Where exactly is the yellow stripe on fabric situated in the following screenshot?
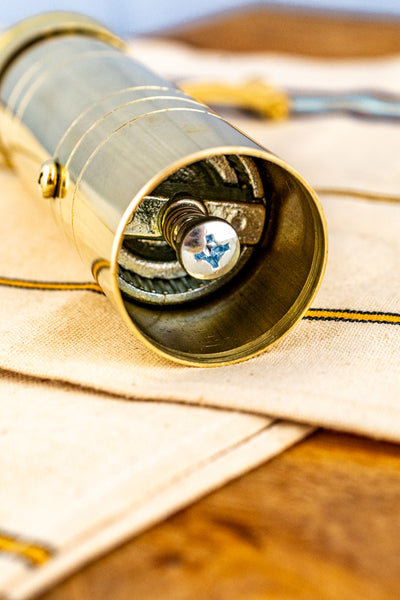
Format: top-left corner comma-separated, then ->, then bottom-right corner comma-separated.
0,533 -> 52,566
315,187 -> 400,204
91,259 -> 110,284
0,277 -> 399,326
0,276 -> 102,293
305,309 -> 400,325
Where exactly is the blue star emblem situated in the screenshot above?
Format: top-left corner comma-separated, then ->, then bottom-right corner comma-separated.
194,234 -> 230,269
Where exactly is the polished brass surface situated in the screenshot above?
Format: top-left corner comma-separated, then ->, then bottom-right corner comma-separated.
38,159 -> 57,198
38,159 -> 68,199
0,12 -> 327,366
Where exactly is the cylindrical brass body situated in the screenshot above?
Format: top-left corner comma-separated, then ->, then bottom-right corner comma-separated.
0,13 -> 327,366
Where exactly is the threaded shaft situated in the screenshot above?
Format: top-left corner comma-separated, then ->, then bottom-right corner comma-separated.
162,198 -> 207,249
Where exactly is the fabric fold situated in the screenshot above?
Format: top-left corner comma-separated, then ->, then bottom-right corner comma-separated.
0,370 -> 310,600
0,166 -> 398,440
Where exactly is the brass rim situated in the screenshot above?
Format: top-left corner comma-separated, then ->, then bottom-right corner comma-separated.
110,145 -> 328,367
0,12 -> 125,83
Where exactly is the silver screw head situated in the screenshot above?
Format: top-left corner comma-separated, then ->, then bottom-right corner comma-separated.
179,218 -> 240,280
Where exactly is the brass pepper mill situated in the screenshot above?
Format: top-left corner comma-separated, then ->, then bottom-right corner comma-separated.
0,13 -> 327,366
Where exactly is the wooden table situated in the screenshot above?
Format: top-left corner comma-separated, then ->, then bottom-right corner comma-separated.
40,8 -> 400,600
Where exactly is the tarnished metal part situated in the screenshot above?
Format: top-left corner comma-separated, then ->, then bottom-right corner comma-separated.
125,195 -> 266,244
118,246 -> 186,279
238,156 -> 264,198
125,196 -> 165,238
118,246 -> 253,305
205,200 -> 265,245
118,154 -> 267,305
205,155 -> 238,184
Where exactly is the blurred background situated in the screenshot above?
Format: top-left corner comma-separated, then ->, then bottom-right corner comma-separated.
2,0 -> 400,35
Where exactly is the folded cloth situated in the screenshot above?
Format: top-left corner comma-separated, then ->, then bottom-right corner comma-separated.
0,38 -> 399,599
0,371 -> 309,600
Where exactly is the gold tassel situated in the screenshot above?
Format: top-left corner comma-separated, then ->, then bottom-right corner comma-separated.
180,79 -> 290,120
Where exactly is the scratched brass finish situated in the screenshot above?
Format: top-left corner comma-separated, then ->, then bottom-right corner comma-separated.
0,13 -> 327,366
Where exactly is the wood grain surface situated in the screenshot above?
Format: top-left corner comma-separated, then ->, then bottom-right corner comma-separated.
41,432 -> 400,600
166,6 -> 400,57
39,9 -> 400,600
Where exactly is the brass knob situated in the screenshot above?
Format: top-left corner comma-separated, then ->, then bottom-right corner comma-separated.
38,160 -> 68,199
38,160 -> 58,198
